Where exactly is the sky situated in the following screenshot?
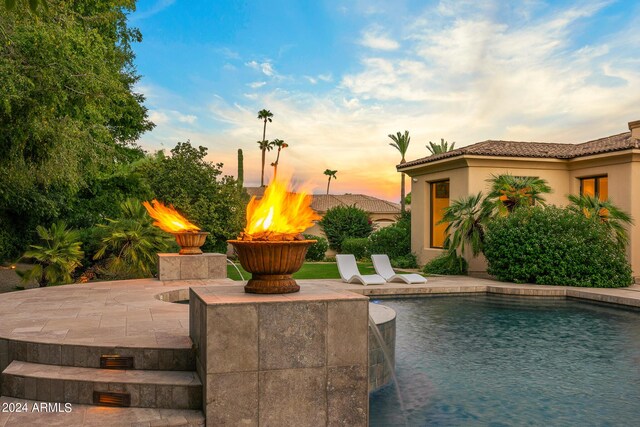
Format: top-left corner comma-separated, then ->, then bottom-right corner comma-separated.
129,0 -> 640,202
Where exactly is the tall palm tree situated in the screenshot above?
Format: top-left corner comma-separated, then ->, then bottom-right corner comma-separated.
257,109 -> 274,186
426,138 -> 456,156
18,221 -> 83,287
567,194 -> 633,248
440,192 -> 494,258
257,139 -> 275,186
324,169 -> 337,195
487,174 -> 552,214
388,130 -> 411,212
270,139 -> 288,180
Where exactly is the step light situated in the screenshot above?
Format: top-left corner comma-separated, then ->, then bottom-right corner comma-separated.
100,355 -> 134,369
93,391 -> 131,407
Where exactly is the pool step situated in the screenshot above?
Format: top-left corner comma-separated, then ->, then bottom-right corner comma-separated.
1,361 -> 202,409
0,396 -> 205,426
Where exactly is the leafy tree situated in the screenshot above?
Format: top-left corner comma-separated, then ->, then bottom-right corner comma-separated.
257,109 -> 274,186
270,139 -> 288,180
18,221 -> 83,287
319,205 -> 372,252
567,194 -> 633,248
93,199 -> 172,278
486,174 -> 552,214
324,169 -> 338,195
388,130 -> 411,213
426,138 -> 456,155
440,192 -> 494,258
303,234 -> 328,261
0,0 -> 153,260
138,141 -> 246,252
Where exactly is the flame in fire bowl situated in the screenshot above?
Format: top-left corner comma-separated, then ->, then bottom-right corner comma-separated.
229,178 -> 319,294
143,200 -> 209,255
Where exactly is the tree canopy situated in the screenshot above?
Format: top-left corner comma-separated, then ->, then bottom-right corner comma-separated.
0,0 -> 153,260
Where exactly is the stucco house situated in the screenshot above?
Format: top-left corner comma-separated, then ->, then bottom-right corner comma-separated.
398,120 -> 640,280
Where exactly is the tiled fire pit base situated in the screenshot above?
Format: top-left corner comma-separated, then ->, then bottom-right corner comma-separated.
158,253 -> 226,281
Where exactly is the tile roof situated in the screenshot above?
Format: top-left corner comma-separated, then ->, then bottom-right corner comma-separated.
243,188 -> 401,215
310,194 -> 401,214
399,131 -> 639,170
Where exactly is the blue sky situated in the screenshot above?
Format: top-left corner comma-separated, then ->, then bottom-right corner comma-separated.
130,0 -> 640,201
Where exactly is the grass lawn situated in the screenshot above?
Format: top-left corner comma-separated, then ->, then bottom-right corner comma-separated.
226,261 -> 378,281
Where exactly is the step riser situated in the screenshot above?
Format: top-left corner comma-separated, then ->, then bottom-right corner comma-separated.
1,374 -> 202,409
0,338 -> 194,371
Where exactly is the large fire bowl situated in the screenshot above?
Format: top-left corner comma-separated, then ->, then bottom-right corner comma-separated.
228,239 -> 316,294
173,231 -> 209,255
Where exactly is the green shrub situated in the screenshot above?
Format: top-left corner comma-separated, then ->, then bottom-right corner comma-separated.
423,252 -> 468,275
18,221 -> 84,287
484,206 -> 632,287
392,253 -> 418,269
368,212 -> 415,268
318,205 -> 372,252
303,234 -> 329,261
341,238 -> 369,260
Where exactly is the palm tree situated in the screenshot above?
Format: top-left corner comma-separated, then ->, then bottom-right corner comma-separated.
388,130 -> 411,213
487,174 -> 552,214
257,139 -> 275,186
257,109 -> 274,186
94,199 -> 172,279
270,139 -> 288,180
18,221 -> 83,287
426,138 -> 456,156
567,194 -> 633,248
324,169 -> 337,195
440,193 -> 494,258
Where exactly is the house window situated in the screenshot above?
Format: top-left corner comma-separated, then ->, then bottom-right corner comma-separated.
430,180 -> 449,248
580,176 -> 608,201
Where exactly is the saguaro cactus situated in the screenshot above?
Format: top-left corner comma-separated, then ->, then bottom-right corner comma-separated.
237,148 -> 244,187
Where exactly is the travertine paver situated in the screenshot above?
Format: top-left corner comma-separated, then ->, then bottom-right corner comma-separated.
0,276 -> 638,350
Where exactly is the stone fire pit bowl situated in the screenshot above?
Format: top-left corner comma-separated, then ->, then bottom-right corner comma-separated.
227,239 -> 316,294
173,231 -> 209,255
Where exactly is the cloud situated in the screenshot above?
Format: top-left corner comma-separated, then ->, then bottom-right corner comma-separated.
130,0 -> 176,21
136,0 -> 640,202
360,27 -> 400,50
248,81 -> 267,89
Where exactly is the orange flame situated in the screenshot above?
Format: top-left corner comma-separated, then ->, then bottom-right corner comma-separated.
142,200 -> 200,233
241,178 -> 320,241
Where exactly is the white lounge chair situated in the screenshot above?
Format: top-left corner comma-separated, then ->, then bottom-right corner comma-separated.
371,254 -> 427,284
336,254 -> 386,285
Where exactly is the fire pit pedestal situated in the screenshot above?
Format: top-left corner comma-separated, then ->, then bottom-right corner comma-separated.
228,239 -> 316,294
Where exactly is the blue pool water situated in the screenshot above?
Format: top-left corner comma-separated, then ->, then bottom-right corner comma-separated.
369,296 -> 640,426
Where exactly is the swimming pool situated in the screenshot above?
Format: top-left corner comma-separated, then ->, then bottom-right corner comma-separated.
369,295 -> 640,426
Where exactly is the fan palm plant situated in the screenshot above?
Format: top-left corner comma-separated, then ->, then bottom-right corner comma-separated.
270,138 -> 288,180
440,192 -> 494,258
18,221 -> 83,287
388,130 -> 411,213
257,109 -> 274,186
324,169 -> 337,195
487,174 -> 552,214
426,138 -> 456,155
94,199 -> 172,278
567,194 -> 633,248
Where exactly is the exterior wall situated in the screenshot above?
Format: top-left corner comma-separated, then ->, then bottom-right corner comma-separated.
403,151 -> 640,279
410,162 -> 468,266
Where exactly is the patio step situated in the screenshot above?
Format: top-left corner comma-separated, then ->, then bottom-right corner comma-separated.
0,396 -> 205,426
1,338 -> 195,371
1,361 -> 202,409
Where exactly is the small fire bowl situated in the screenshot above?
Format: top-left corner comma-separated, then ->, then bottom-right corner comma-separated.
173,231 -> 210,255
228,239 -> 316,294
